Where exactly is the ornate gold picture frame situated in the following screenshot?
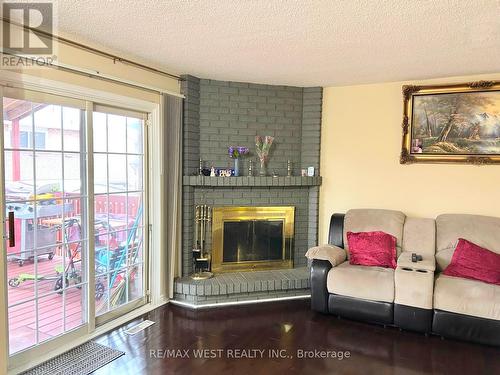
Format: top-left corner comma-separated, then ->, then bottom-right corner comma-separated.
400,80 -> 500,164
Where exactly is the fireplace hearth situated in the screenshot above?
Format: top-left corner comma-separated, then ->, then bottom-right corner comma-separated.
212,206 -> 294,272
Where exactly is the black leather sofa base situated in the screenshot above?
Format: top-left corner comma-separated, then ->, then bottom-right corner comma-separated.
394,304 -> 433,333
433,309 -> 500,347
329,294 -> 393,326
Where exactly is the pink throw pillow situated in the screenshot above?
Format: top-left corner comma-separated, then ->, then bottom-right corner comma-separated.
443,238 -> 500,286
347,231 -> 397,269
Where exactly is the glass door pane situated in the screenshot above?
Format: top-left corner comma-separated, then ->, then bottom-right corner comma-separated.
3,96 -> 88,355
92,110 -> 146,319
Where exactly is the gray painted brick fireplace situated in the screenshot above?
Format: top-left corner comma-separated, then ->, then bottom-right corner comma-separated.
176,75 -> 322,305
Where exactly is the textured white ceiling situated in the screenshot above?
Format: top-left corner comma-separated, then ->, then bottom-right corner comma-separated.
55,0 -> 500,86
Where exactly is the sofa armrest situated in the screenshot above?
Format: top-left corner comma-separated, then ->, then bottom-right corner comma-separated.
305,244 -> 347,267
395,252 -> 435,311
397,251 -> 436,272
310,259 -> 332,313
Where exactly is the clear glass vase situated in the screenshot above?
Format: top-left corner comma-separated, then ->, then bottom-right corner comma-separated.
259,159 -> 267,176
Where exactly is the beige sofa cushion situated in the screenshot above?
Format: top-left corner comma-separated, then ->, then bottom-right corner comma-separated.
327,262 -> 395,303
402,217 -> 436,256
343,209 -> 406,257
436,214 -> 500,271
434,274 -> 500,321
305,244 -> 347,266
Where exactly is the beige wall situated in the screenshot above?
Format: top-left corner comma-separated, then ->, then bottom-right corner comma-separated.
319,73 -> 500,243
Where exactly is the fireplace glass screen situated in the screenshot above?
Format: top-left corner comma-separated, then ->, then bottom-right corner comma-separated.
223,220 -> 284,263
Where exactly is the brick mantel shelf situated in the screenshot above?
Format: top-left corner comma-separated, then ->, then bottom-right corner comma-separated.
183,176 -> 322,187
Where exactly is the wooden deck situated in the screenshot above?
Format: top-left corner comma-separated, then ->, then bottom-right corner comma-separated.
7,254 -> 84,354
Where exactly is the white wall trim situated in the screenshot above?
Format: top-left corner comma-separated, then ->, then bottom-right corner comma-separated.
149,104 -> 164,305
0,86 -> 8,375
170,295 -> 311,310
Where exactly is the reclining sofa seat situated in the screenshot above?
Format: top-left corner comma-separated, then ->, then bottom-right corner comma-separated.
432,214 -> 500,346
310,209 -> 436,332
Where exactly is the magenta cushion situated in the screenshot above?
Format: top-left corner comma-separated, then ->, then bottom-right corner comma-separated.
443,238 -> 500,286
347,231 -> 397,269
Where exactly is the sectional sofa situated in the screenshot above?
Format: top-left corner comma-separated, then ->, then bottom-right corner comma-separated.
307,209 -> 500,346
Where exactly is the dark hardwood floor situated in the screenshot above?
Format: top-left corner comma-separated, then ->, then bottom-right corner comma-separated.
94,299 -> 500,375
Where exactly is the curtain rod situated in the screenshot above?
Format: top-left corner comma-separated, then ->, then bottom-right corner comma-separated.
2,51 -> 184,97
1,17 -> 182,81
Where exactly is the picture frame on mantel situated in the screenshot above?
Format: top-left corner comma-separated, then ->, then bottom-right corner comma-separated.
400,80 -> 500,165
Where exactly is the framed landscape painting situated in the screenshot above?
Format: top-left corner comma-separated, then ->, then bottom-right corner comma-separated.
400,81 -> 500,164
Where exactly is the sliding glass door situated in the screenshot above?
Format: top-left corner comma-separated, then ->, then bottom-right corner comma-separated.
92,106 -> 147,323
1,88 -> 148,356
2,90 -> 88,355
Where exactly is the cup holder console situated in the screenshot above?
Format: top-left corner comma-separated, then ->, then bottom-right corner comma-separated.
400,267 -> 429,273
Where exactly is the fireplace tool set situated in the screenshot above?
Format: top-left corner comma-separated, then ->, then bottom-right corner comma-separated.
192,204 -> 213,280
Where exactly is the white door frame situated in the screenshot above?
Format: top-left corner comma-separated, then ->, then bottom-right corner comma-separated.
0,71 -> 166,373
